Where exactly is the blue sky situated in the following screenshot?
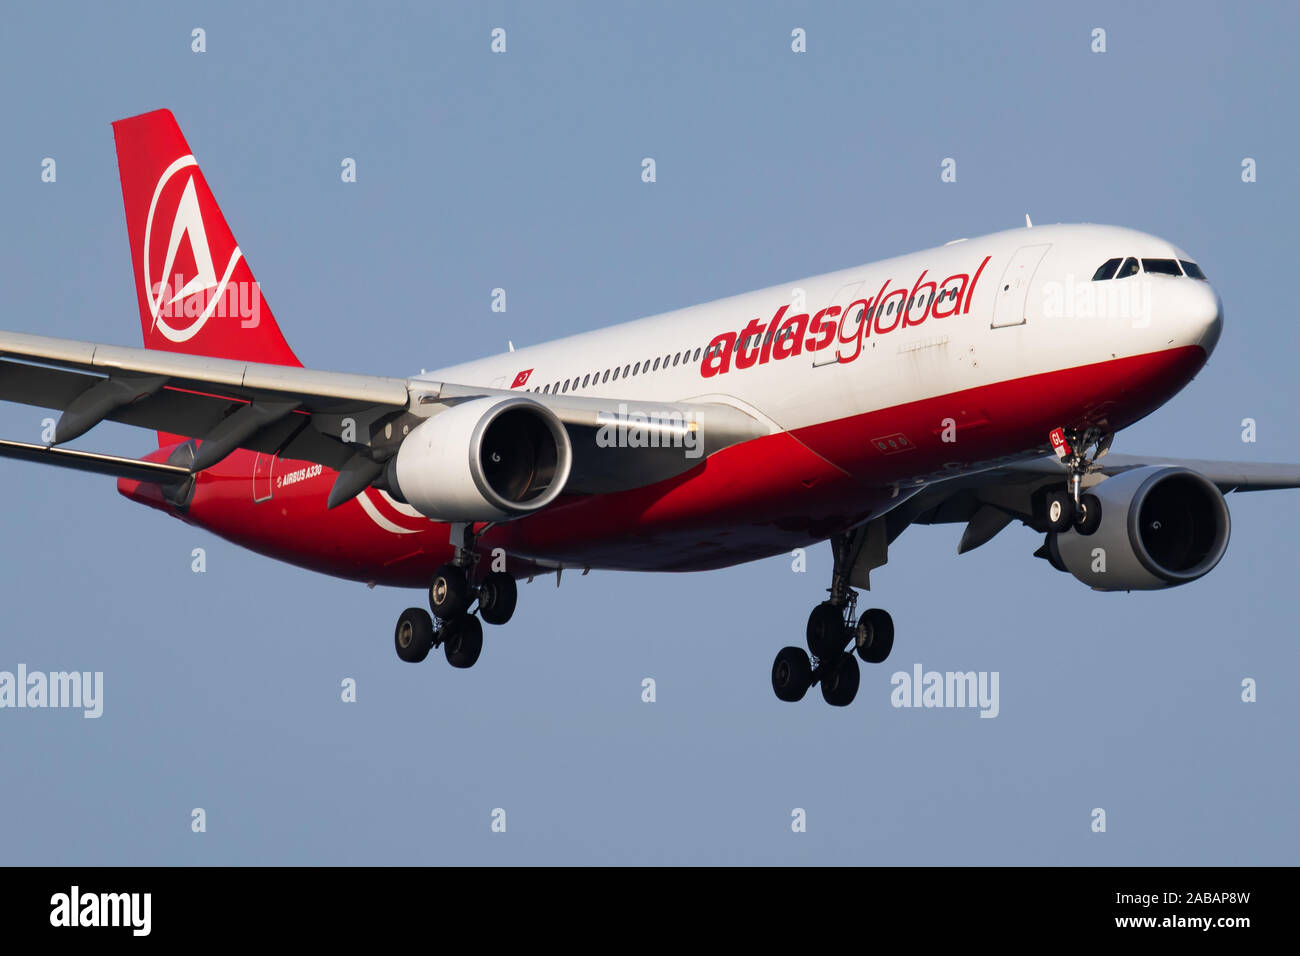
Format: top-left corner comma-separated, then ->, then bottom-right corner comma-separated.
1,0 -> 1297,864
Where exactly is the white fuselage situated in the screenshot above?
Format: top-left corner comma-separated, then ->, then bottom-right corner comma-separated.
423,224 -> 1222,441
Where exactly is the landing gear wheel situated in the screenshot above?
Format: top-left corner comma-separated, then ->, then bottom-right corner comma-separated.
820,653 -> 860,707
771,646 -> 813,702
1074,493 -> 1102,535
855,608 -> 894,664
806,602 -> 846,660
478,572 -> 518,626
442,614 -> 484,669
1045,490 -> 1075,533
429,564 -> 469,619
394,607 -> 434,663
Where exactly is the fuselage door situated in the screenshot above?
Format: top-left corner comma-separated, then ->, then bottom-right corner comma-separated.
253,453 -> 274,502
991,244 -> 1051,328
811,280 -> 865,367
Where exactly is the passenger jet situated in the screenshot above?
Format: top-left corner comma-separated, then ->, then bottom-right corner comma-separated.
2,109 -> 1295,707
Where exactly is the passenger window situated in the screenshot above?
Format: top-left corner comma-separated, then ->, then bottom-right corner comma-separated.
1142,258 -> 1182,276
624,364 -> 631,376
633,362 -> 640,375
1092,258 -> 1122,281
653,357 -> 661,371
1180,260 -> 1207,280
602,369 -> 610,383
693,347 -> 701,361
582,374 -> 590,387
1116,257 -> 1140,279
563,379 -> 570,392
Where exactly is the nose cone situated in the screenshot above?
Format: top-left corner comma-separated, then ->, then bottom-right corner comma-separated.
1189,282 -> 1224,356
1159,278 -> 1222,356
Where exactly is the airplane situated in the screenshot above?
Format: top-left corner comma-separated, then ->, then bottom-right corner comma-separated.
2,108 -> 1296,709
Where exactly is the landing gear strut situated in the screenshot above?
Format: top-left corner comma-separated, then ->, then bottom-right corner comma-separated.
391,522 -> 520,667
771,530 -> 895,707
1046,427 -> 1109,536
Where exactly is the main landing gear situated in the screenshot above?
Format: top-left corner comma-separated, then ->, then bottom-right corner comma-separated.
771,532 -> 895,707
393,524 -> 518,668
1042,426 -> 1110,536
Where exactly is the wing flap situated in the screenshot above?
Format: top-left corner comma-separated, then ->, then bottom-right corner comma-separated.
0,438 -> 191,484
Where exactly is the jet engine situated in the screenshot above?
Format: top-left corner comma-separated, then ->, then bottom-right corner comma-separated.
387,396 -> 572,522
1050,466 -> 1230,590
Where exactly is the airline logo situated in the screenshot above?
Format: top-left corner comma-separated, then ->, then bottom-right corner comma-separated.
700,255 -> 990,377
511,369 -> 534,388
142,154 -> 247,343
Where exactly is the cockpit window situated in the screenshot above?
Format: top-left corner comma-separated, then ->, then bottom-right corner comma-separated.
1094,256 -> 1206,281
1115,257 -> 1140,279
1142,258 -> 1182,276
1092,258 -> 1122,281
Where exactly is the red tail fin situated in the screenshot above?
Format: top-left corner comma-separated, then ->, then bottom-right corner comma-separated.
112,109 -> 302,367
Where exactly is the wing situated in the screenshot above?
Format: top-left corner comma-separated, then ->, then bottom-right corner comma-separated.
983,453 -> 1300,493
0,329 -> 769,502
881,452 -> 1300,556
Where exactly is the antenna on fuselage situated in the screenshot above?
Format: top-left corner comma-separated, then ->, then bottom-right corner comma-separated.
1025,213 -> 1033,228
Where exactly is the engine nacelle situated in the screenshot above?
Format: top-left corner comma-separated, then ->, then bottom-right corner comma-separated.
1052,466 -> 1231,591
388,396 -> 572,522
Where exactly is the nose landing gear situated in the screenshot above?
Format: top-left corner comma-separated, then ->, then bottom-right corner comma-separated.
1045,427 -> 1110,536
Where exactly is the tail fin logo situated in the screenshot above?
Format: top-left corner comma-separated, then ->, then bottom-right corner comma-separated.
143,155 -> 246,343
